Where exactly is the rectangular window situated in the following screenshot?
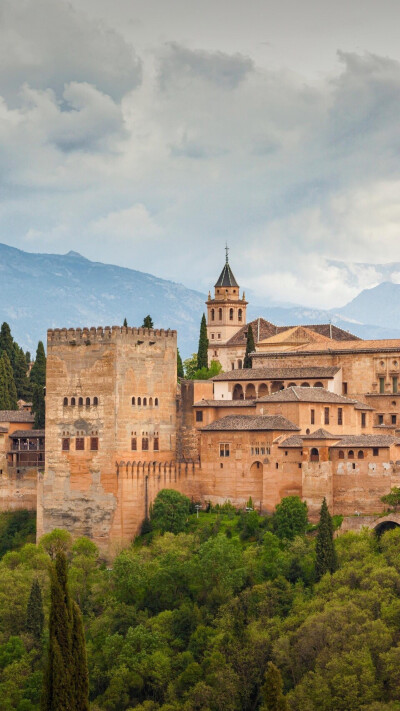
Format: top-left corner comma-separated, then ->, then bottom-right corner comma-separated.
62,438 -> 70,451
217,333 -> 221,339
196,411 -> 203,422
324,407 -> 330,425
311,409 -> 315,425
211,334 -> 214,339
90,437 -> 98,451
131,437 -> 137,451
153,437 -> 159,451
392,414 -> 397,425
361,413 -> 366,428
378,414 -> 384,425
393,377 -> 398,394
373,448 -> 379,456
75,437 -> 84,451
338,408 -> 343,425
231,362 -> 235,370
142,438 -> 149,451
343,382 -> 348,395
219,443 -> 230,457
379,377 -> 385,394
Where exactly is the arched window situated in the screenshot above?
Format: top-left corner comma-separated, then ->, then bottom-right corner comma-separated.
229,308 -> 234,321
211,309 -> 215,321
93,397 -> 98,406
131,397 -> 135,406
245,383 -> 256,399
287,382 -> 297,387
143,397 -> 147,406
149,397 -> 153,406
358,450 -> 364,459
238,309 -> 242,321
63,397 -> 68,406
258,383 -> 268,397
71,397 -> 76,406
138,397 -> 141,406
314,382 -> 323,388
233,384 -> 244,400
348,450 -> 354,459
86,397 -> 90,407
155,397 -> 159,406
78,397 -> 83,406
238,359 -> 242,369
301,382 -> 310,388
310,448 -> 319,462
338,450 -> 345,459
219,308 -> 222,320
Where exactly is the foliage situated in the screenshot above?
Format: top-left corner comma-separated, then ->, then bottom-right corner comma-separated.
177,348 -> 184,379
260,662 -> 288,711
197,314 -> 208,370
30,341 -> 46,428
0,351 -> 18,410
123,318 -> 128,327
243,324 -> 255,369
183,354 -> 198,379
315,497 -> 337,580
142,315 -> 154,329
0,510 -> 36,558
150,489 -> 191,534
13,344 -> 32,401
26,579 -> 44,646
272,496 -> 308,540
381,487 -> 400,507
192,359 -> 223,380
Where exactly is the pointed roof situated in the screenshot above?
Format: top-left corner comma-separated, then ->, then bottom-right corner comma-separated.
215,250 -> 239,288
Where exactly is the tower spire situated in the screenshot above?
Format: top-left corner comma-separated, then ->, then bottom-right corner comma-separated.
225,243 -> 229,264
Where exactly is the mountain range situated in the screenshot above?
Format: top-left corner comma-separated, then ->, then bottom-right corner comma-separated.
0,241 -> 400,358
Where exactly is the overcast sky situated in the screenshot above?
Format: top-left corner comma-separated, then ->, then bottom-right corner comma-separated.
2,0 -> 400,308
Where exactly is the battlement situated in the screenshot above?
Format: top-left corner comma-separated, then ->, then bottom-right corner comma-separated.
47,326 -> 177,346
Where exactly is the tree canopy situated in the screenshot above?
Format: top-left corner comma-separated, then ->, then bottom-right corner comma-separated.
243,324 -> 255,368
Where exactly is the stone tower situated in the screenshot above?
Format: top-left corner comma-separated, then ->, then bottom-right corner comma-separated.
206,248 -> 247,364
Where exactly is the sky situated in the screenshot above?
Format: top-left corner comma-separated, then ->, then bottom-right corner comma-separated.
1,0 -> 400,308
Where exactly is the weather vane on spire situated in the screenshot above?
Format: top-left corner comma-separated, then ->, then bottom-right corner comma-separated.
225,243 -> 229,264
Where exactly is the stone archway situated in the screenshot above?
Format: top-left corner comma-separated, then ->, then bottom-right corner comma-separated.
373,515 -> 400,536
245,383 -> 256,399
233,384 -> 244,400
258,383 -> 268,397
248,461 -> 263,505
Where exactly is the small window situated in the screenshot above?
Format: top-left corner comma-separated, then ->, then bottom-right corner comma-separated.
378,414 -> 384,425
358,450 -> 364,459
275,462 -> 279,469
238,360 -> 242,369
63,397 -> 68,406
231,362 -> 235,370
211,309 -> 215,321
361,413 -> 366,428
71,397 -> 76,406
219,308 -> 222,320
149,397 -> 153,406
229,308 -> 233,321
338,408 -> 343,425
311,409 -> 315,425
373,448 -> 379,456
219,443 -> 230,457
352,462 -> 356,470
211,334 -> 215,339
132,397 -> 135,405
310,448 -> 319,462
131,438 -> 137,451
86,397 -> 90,407
93,397 -> 98,406
301,382 -> 310,388
324,407 -> 329,425
90,437 -> 98,451
348,450 -> 354,459
392,414 -> 397,425
217,334 -> 221,339
155,398 -> 159,406
153,437 -> 159,451
196,411 -> 203,422
338,450 -> 344,459
314,382 -> 323,388
78,397 -> 83,407
62,438 -> 70,451
76,437 -> 85,451
379,377 -> 385,394
142,437 -> 149,450
138,397 -> 141,406
143,397 -> 147,406
343,382 -> 348,395
393,377 -> 398,394
238,309 -> 242,322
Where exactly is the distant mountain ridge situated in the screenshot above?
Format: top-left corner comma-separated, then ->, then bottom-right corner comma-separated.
1,242 -> 400,358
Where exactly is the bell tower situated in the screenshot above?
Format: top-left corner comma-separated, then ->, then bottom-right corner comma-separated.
206,247 -> 247,355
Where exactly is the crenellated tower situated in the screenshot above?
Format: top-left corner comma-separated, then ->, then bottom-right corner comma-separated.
206,248 -> 247,363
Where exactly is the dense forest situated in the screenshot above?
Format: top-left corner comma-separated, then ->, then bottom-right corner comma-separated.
1,495 -> 400,711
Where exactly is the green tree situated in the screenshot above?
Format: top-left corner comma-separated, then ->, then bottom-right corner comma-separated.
142,315 -> 154,329
177,348 -> 184,379
30,341 -> 46,428
315,497 -> 337,580
123,317 -> 128,327
150,489 -> 191,534
0,351 -> 18,409
197,314 -> 208,370
272,496 -> 308,540
243,325 -> 255,368
30,341 -> 46,389
260,662 -> 288,711
26,578 -> 44,646
183,354 -> 198,379
381,487 -> 400,508
0,322 -> 15,365
193,359 -> 223,380
32,384 -> 45,429
13,344 -> 32,401
42,551 -> 89,711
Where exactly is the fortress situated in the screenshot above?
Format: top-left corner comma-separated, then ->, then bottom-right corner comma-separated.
3,254 -> 400,549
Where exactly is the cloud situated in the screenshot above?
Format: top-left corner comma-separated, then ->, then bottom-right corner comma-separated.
158,43 -> 254,91
91,204 -> 163,241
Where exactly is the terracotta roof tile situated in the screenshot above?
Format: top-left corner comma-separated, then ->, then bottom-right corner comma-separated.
257,386 -> 360,405
193,400 -> 255,407
302,428 -> 338,439
201,414 -> 300,432
10,429 -> 45,437
332,435 -> 398,447
225,318 -> 276,346
213,366 -> 340,381
278,435 -> 304,448
0,411 -> 35,423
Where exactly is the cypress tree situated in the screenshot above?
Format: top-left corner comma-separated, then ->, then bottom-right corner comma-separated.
26,578 -> 44,645
197,314 -> 208,370
0,351 -> 18,409
13,344 -> 32,400
30,342 -> 46,428
30,341 -> 46,388
260,662 -> 288,711
42,552 -> 89,711
315,497 -> 337,581
142,315 -> 154,329
25,351 -> 31,367
177,348 -> 184,378
0,322 -> 14,366
243,324 -> 255,369
32,384 -> 45,429
123,317 -> 128,327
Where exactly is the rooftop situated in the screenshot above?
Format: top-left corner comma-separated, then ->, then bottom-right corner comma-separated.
252,338 -> 400,357
10,430 -> 45,438
256,386 -> 361,405
201,414 -> 300,432
332,435 -> 399,447
302,428 -> 338,439
193,399 -> 255,407
215,261 -> 239,288
213,366 -> 340,382
226,319 -> 358,347
0,411 -> 35,423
